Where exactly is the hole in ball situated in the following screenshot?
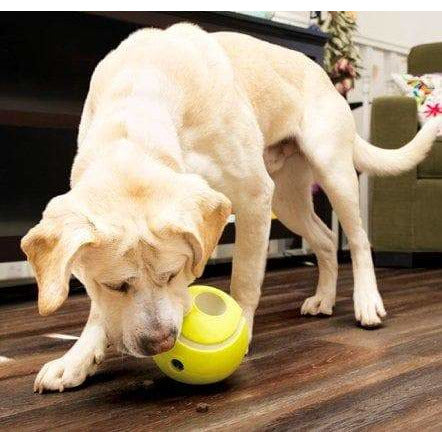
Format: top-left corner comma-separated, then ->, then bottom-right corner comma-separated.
171,359 -> 184,371
195,292 -> 226,316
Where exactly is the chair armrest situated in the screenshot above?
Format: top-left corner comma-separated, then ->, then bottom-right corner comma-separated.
371,96 -> 418,149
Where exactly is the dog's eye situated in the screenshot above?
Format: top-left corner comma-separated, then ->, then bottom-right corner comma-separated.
103,281 -> 130,293
167,272 -> 178,283
158,271 -> 178,285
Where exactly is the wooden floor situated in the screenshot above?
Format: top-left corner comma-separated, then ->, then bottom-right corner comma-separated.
1,264 -> 441,431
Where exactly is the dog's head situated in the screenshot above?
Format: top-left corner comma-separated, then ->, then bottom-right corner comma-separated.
21,149 -> 231,356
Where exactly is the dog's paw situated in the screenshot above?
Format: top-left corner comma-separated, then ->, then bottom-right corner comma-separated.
34,352 -> 102,393
354,292 -> 387,328
301,295 -> 334,316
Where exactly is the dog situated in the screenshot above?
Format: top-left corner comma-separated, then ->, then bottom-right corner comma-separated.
22,23 -> 441,393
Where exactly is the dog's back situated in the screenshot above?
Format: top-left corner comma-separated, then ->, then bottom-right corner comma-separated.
89,23 -> 332,148
167,24 -> 335,146
213,30 -> 333,145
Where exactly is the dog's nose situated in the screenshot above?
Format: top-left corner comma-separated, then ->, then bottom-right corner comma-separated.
152,334 -> 176,354
137,328 -> 178,356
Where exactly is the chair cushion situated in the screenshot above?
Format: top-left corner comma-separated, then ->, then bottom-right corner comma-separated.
418,138 -> 442,178
414,179 -> 442,250
408,43 -> 442,76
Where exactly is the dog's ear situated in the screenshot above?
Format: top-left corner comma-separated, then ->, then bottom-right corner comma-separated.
153,181 -> 231,278
184,188 -> 232,277
21,194 -> 96,316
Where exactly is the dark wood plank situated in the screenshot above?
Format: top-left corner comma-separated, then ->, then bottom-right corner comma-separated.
0,264 -> 441,431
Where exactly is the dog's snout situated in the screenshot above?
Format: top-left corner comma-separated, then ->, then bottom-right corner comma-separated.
136,327 -> 178,356
153,333 -> 176,354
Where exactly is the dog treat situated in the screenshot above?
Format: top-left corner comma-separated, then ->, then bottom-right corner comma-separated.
196,402 -> 209,413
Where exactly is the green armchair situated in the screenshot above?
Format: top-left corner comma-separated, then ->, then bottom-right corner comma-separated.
370,43 -> 442,266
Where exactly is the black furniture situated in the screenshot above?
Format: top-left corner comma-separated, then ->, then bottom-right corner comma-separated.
0,11 -> 329,263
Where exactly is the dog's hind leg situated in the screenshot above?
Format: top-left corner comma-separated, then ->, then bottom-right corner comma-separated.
297,99 -> 386,327
271,150 -> 338,316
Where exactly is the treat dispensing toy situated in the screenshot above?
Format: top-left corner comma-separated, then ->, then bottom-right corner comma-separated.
153,285 -> 249,384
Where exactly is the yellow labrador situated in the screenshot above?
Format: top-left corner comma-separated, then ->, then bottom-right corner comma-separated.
22,24 -> 440,393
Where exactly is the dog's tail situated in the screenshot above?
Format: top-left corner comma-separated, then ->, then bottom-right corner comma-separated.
353,117 -> 441,176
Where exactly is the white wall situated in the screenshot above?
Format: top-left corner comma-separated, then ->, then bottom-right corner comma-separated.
274,11 -> 442,51
356,12 -> 442,49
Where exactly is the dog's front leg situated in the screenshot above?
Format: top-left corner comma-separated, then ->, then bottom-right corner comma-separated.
34,302 -> 107,393
230,176 -> 274,340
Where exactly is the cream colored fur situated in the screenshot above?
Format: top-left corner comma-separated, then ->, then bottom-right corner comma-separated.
354,117 -> 440,175
21,24 -> 440,393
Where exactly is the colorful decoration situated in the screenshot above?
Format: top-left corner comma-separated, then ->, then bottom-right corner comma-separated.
392,73 -> 442,136
424,102 -> 442,118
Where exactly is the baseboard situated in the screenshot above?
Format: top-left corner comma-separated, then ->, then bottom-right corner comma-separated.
374,252 -> 414,268
374,251 -> 442,268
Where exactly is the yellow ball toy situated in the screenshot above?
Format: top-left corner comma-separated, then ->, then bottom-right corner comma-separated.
153,285 -> 249,385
